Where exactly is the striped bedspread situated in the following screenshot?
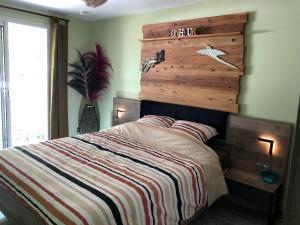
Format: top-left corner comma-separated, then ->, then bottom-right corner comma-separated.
0,130 -> 208,225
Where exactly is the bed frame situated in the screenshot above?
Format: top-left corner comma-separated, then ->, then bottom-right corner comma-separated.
0,100 -> 229,225
2,99 -> 291,224
0,185 -> 41,225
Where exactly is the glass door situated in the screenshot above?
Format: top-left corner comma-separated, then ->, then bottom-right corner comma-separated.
0,21 -> 49,148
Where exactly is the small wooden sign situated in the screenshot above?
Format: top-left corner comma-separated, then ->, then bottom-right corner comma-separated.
169,27 -> 197,38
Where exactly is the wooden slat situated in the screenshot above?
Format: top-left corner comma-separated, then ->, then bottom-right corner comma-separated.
141,55 -> 243,67
140,32 -> 240,42
142,34 -> 244,49
143,12 -> 248,38
143,24 -> 245,39
141,84 -> 237,103
142,64 -> 244,77
141,73 -> 240,82
143,13 -> 248,32
142,45 -> 244,56
139,92 -> 239,113
141,78 -> 239,94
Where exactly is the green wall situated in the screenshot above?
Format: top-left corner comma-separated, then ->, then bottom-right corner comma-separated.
68,19 -> 93,136
91,0 -> 300,130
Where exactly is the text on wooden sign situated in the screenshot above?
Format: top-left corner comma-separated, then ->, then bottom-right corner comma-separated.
169,27 -> 197,37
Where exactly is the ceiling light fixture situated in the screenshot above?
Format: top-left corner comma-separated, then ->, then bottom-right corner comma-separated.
84,0 -> 107,8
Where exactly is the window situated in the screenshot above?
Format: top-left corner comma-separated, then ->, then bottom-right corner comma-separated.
0,21 -> 49,148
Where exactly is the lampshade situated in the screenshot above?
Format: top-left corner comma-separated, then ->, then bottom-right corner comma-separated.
84,0 -> 107,8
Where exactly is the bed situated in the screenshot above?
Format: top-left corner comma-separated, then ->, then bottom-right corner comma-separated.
0,101 -> 228,225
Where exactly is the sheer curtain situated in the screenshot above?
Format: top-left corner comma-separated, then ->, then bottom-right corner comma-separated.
49,18 -> 69,139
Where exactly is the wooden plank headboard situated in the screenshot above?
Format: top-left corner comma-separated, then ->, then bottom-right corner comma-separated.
139,12 -> 248,113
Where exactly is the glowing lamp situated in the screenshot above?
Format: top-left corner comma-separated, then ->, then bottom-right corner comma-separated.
257,137 -> 278,183
257,137 -> 274,155
117,109 -> 125,118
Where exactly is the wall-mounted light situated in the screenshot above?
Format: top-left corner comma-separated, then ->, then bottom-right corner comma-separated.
117,109 -> 125,118
257,137 -> 278,183
257,137 -> 274,155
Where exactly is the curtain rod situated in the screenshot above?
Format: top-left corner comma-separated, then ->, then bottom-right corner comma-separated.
0,5 -> 70,23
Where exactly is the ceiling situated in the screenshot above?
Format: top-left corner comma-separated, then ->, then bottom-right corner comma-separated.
5,0 -> 206,21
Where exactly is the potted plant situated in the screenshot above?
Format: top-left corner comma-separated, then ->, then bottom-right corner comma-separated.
67,43 -> 112,134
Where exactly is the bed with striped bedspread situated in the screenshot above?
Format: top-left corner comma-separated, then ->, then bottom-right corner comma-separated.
0,122 -> 227,225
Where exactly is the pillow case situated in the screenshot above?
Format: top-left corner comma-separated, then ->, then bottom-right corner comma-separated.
136,115 -> 175,128
171,120 -> 217,142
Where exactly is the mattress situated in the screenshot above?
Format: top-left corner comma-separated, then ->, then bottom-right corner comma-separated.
0,122 -> 227,225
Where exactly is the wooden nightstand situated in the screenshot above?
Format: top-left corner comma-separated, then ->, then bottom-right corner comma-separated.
224,168 -> 281,225
113,98 -> 140,126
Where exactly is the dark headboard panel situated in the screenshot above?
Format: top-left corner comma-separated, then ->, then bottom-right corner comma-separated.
140,100 -> 229,138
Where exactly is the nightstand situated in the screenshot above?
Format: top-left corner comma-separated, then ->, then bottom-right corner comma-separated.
224,168 -> 281,225
113,97 -> 140,126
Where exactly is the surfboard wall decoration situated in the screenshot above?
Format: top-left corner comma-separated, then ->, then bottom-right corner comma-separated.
139,13 -> 248,113
197,46 -> 238,69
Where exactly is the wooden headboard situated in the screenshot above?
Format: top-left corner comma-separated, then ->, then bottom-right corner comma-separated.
139,13 -> 248,113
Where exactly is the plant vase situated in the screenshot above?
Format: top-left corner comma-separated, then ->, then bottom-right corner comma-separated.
67,43 -> 112,134
78,104 -> 99,134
